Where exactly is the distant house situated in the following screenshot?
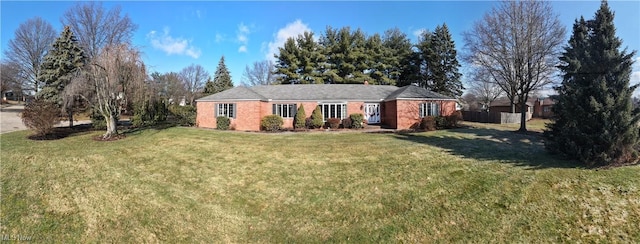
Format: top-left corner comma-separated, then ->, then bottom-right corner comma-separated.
533,97 -> 556,118
489,97 -> 534,121
195,84 -> 457,131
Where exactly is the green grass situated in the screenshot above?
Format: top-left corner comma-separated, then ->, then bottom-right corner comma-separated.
465,118 -> 551,132
1,125 -> 639,242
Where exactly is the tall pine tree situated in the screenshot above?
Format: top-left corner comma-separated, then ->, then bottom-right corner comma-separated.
420,24 -> 463,97
37,25 -> 86,126
545,1 -> 639,167
275,38 -> 301,84
209,56 -> 234,94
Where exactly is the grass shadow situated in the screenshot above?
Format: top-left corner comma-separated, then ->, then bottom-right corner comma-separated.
121,122 -> 181,136
27,124 -> 96,140
393,127 -> 582,169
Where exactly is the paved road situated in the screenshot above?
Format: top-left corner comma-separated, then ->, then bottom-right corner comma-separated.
0,104 -> 26,134
0,104 -> 91,134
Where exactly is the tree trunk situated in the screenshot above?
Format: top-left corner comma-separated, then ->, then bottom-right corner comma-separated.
518,102 -> 527,132
68,109 -> 74,127
104,114 -> 118,138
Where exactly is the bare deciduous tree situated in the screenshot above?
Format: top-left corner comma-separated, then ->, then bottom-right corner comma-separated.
1,61 -> 24,99
179,64 -> 209,105
62,2 -> 137,60
468,66 -> 503,111
150,71 -> 187,104
3,17 -> 57,93
87,44 -> 146,138
463,0 -> 565,131
241,60 -> 277,86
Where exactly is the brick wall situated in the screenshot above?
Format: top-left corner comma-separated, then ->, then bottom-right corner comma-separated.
394,100 -> 457,129
198,99 -> 457,131
196,101 -> 262,131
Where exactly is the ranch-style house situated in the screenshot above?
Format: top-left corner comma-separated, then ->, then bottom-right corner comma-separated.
195,84 -> 457,131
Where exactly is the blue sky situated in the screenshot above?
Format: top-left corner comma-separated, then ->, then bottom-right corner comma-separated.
1,1 -> 639,95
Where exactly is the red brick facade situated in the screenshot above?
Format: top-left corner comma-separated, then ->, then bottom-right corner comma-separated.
197,99 -> 457,131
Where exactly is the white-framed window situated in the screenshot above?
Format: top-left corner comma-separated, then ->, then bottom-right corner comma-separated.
419,102 -> 440,117
273,104 -> 297,118
543,106 -> 551,113
216,103 -> 236,118
320,103 -> 347,121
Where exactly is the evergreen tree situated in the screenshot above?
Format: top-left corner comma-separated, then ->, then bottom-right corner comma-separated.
37,25 -> 86,126
382,28 -> 418,87
310,106 -> 324,129
366,33 -> 393,85
210,56 -> 234,94
294,104 -> 306,129
296,32 -> 325,84
203,77 -> 215,95
318,26 -> 342,83
418,24 -> 463,97
275,38 -> 301,84
545,1 -> 639,167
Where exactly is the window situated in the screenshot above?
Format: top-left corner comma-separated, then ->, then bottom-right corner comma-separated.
273,104 -> 297,118
320,103 -> 347,121
419,102 -> 440,117
543,106 -> 551,113
216,103 -> 236,118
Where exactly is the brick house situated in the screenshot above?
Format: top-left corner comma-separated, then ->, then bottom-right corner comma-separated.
195,84 -> 457,131
533,97 -> 556,118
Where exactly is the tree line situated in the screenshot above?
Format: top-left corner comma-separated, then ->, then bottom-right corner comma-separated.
1,2 -> 233,138
272,25 -> 464,98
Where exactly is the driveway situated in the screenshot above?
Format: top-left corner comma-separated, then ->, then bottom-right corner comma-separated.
0,104 -> 27,134
0,104 -> 91,134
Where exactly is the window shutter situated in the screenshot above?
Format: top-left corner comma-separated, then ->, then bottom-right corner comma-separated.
272,104 -> 276,115
436,103 -> 441,116
214,104 -> 218,117
293,104 -> 298,118
419,103 -> 424,117
232,103 -> 237,118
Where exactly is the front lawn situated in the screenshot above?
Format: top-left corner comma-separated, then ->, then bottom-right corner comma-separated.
1,125 -> 638,242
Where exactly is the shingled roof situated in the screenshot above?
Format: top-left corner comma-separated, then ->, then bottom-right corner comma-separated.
196,84 -> 454,102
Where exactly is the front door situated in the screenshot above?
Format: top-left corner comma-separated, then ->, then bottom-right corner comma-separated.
364,103 -> 380,124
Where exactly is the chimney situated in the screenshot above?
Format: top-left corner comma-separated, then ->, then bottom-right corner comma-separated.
364,80 -> 369,85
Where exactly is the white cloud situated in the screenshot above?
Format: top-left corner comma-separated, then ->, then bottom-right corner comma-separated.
413,28 -> 426,38
266,19 -> 311,61
147,28 -> 201,59
236,22 -> 252,53
215,33 -> 225,43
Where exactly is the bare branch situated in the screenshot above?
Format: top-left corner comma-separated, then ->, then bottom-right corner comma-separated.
3,17 -> 57,93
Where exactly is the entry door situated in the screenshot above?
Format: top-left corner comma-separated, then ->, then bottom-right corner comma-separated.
364,103 -> 380,124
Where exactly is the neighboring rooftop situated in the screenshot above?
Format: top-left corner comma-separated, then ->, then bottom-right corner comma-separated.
197,84 -> 454,102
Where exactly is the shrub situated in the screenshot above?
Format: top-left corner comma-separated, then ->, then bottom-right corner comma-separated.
168,105 -> 196,126
435,116 -> 447,129
327,118 -> 341,129
310,106 -> 324,129
444,111 -> 463,128
294,104 -> 306,129
90,107 -> 118,130
261,115 -> 283,132
420,116 -> 437,131
21,99 -> 60,136
349,113 -> 365,129
342,117 -> 352,129
132,99 -> 167,127
305,117 -> 313,129
216,116 -> 230,130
